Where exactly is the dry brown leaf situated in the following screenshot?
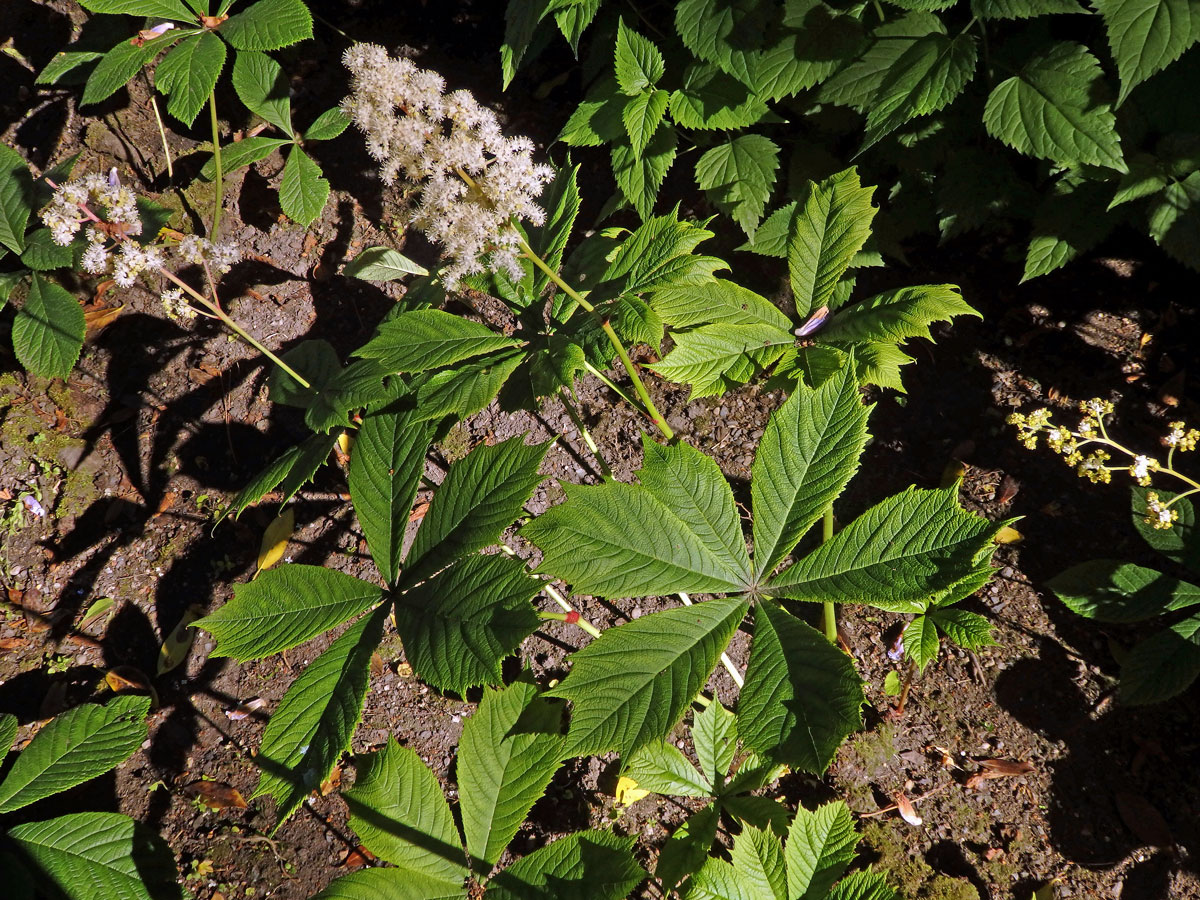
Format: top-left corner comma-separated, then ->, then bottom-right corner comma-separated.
185,780 -> 248,810
84,302 -> 125,333
370,652 -> 385,677
152,491 -> 177,520
340,845 -> 375,869
995,474 -> 1020,504
0,636 -> 27,650
967,758 -> 1035,788
894,792 -> 923,826
320,764 -> 342,796
224,697 -> 266,721
1114,791 -> 1173,848
993,525 -> 1023,544
409,501 -> 431,522
105,666 -> 158,706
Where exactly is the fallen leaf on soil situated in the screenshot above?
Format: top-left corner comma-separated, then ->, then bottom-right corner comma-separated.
995,474 -> 1020,504
79,596 -> 115,630
105,666 -> 159,706
157,605 -> 202,675
224,697 -> 266,721
984,847 -> 1004,861
409,501 -> 430,522
256,508 -> 295,575
83,301 -> 124,333
321,765 -> 342,795
185,780 -> 248,810
340,845 -> 375,869
151,491 -> 177,520
370,653 -> 385,677
614,776 -> 650,806
0,636 -> 26,650
993,525 -> 1023,544
1114,791 -> 1173,847
894,792 -> 923,826
967,758 -> 1035,788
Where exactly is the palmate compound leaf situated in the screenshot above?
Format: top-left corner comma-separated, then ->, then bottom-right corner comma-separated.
219,0 -> 314,51
612,121 -> 677,221
752,359 -> 872,579
766,485 -> 1003,613
1095,0 -> 1200,104
487,830 -> 647,900
394,554 -> 542,694
0,695 -> 149,814
1049,560 -> 1200,622
983,42 -> 1126,171
253,604 -> 388,827
652,278 -> 793,331
459,678 -> 566,873
194,566 -> 383,661
787,168 -> 877,318
737,604 -> 863,774
524,439 -> 752,598
343,737 -> 467,883
693,698 -> 737,791
405,436 -> 549,579
8,812 -> 180,900
279,147 -> 329,227
355,309 -> 523,374
349,407 -> 436,586
546,597 -> 748,759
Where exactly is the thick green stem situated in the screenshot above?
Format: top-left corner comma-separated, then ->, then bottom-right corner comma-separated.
515,233 -> 674,440
822,506 -> 837,643
208,92 -> 223,238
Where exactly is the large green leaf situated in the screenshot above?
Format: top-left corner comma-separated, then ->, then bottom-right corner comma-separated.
525,450 -> 753,598
219,0 -> 313,50
652,279 -> 792,330
751,360 -> 871,579
559,78 -> 626,147
731,825 -> 787,900
199,135 -> 291,180
983,42 -> 1126,171
412,350 -> 525,423
971,0 -> 1087,16
767,485 -> 1001,612
21,228 -> 81,271
525,165 -> 580,299
615,18 -> 665,94
1021,175 -> 1115,281
8,813 -> 179,900
394,554 -> 541,693
649,323 -> 793,398
253,604 -> 387,826
309,870 -> 466,900
598,211 -> 722,298
1120,613 -> 1200,704
277,431 -> 339,507
819,13 -> 943,112
817,284 -> 978,344
787,169 -> 877,317
1145,170 -> 1200,271
195,566 -> 383,661
1049,560 -> 1200,622
862,32 -> 977,151
625,741 -> 714,797
488,831 -> 646,900
657,805 -> 720,890
349,408 -> 435,585
355,310 -> 522,373
0,713 -> 17,767
548,597 -> 747,759
1132,487 -> 1200,571
405,436 -> 548,576
81,33 -> 175,106
0,696 -> 149,814
279,147 -> 329,226
693,689 -> 737,790
785,801 -> 858,900
459,679 -> 565,872
737,605 -> 863,773
154,31 -> 227,126
219,432 -> 333,523
76,0 -> 192,16
343,738 -> 467,882
0,142 -> 33,255
1095,0 -> 1200,104
695,135 -> 780,236
13,273 -> 85,378
230,50 -> 293,137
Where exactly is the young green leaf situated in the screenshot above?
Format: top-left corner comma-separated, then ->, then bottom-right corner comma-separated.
343,737 -> 468,882
8,813 -> 179,900
1095,0 -> 1200,104
458,679 -> 566,872
652,279 -> 792,330
625,741 -> 714,797
13,273 -> 85,378
903,614 -> 940,670
983,42 -> 1126,171
693,698 -> 737,791
0,142 -> 33,255
696,135 -> 780,236
309,869 -> 466,900
405,436 -> 548,576
230,50 -> 294,137
927,607 -> 996,650
788,169 -> 877,318
768,485 -> 1001,612
816,284 -> 978,344
253,604 -> 388,826
657,804 -> 720,889
0,696 -> 149,814
303,106 -> 350,142
785,801 -> 858,900
752,360 -> 872,579
195,566 -> 383,661
355,309 -> 522,373
488,831 -> 646,900
612,122 -> 677,220
1049,560 -> 1200,622
343,246 -> 429,281
349,408 -> 435,585
649,323 -> 793,398
1119,612 -> 1200,704
279,147 -> 329,226
154,31 -> 227,126
737,604 -> 864,773
615,19 -> 665,95
219,0 -> 314,50
394,554 -> 541,693
622,89 -> 671,158
548,597 -> 747,759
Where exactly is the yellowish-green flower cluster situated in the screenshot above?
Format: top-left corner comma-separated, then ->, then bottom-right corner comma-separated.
1007,398 -> 1199,530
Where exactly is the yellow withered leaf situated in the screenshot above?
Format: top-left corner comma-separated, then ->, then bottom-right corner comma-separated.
939,459 -> 969,489
614,776 -> 650,806
256,507 -> 295,575
157,605 -> 203,675
337,432 -> 353,458
994,525 -> 1023,544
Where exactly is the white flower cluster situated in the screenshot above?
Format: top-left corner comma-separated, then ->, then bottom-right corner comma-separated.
160,288 -> 195,321
175,234 -> 242,274
42,172 -> 141,246
341,43 -> 554,288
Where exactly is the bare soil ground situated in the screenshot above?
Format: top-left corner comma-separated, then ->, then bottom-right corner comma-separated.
2,2 -> 1199,899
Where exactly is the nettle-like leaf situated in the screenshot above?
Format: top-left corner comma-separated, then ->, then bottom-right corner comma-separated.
1095,0 -> 1200,104
696,135 -> 780,236
670,63 -> 769,130
8,812 -> 179,900
816,284 -> 978,345
612,121 -> 677,220
355,309 -> 523,373
458,678 -> 565,873
488,830 -> 647,900
819,13 -> 943,112
983,42 -> 1126,172
615,18 -> 665,95
13,273 -> 86,378
343,737 -> 468,884
195,566 -> 383,661
253,604 -> 388,826
0,696 -> 149,814
154,31 -> 227,126
649,323 -> 793,399
219,0 -> 313,51
0,142 -> 34,255
1145,170 -> 1200,271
